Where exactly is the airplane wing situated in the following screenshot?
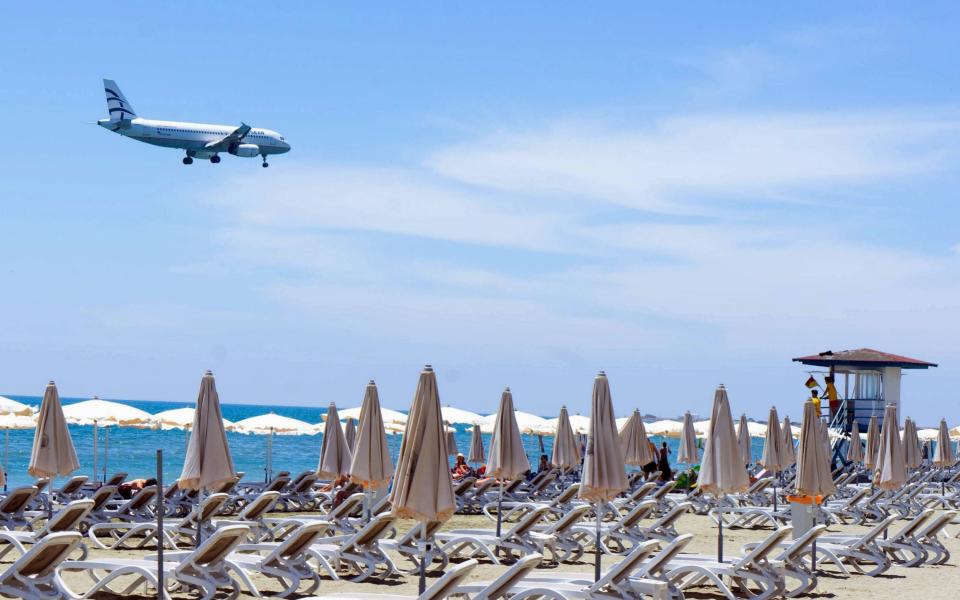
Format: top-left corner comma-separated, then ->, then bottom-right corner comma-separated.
204,122 -> 252,151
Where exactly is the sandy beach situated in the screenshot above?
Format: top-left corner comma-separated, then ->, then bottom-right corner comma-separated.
40,509 -> 960,599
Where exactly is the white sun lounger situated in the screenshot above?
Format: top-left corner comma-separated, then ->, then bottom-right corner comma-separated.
0,498 -> 94,560
0,531 -> 84,599
300,558 -> 479,600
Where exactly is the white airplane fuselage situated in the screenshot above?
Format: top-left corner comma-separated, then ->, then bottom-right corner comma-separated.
98,118 -> 290,158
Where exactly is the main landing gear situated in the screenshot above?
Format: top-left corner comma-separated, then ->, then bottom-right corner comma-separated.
182,156 -> 193,165
261,154 -> 269,168
210,155 -> 221,164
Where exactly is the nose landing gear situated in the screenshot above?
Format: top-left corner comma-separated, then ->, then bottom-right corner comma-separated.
261,154 -> 269,168
210,155 -> 221,164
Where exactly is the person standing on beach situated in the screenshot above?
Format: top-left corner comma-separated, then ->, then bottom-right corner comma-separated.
658,442 -> 673,481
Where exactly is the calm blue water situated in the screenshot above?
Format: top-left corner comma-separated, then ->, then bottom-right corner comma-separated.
1,396 -> 768,490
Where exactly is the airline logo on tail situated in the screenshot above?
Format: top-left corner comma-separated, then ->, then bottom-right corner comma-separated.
104,79 -> 136,120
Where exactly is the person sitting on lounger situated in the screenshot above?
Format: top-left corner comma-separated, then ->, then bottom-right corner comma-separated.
452,454 -> 474,480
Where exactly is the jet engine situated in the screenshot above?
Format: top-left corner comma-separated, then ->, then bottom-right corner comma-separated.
229,143 -> 261,158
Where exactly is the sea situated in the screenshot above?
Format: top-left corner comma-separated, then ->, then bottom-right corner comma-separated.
1,395 -> 767,490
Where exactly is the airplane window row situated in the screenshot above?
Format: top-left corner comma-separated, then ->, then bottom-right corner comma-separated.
155,127 -> 276,140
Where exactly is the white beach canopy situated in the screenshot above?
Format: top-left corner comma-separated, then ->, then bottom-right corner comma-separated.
780,416 -> 797,467
693,419 -> 712,438
846,420 -> 864,464
440,406 -> 483,425
794,399 -> 836,498
933,418 -> 954,467
648,419 -> 684,438
0,396 -> 34,416
874,404 -> 907,490
677,411 -> 699,465
179,371 -> 235,492
468,423 -> 485,465
551,405 -> 581,470
62,397 -> 154,484
154,407 -> 234,431
336,406 -> 408,426
864,414 -> 880,471
620,409 -> 654,467
348,380 -> 394,490
736,414 -> 752,465
28,381 -> 80,480
317,403 -> 352,479
916,428 -> 939,442
233,412 -> 315,481
0,413 -> 36,488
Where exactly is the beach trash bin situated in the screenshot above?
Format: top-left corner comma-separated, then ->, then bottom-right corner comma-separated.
787,495 -> 820,539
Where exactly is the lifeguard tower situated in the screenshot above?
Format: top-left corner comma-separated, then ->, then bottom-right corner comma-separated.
792,348 -> 937,463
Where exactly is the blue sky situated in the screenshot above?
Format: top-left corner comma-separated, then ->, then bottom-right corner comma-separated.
2,3 -> 960,423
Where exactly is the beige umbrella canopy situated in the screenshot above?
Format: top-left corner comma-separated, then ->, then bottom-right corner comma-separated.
902,418 -> 921,469
317,403 -> 352,479
874,404 -> 907,490
389,365 -> 456,523
445,426 -> 458,456
846,420 -> 864,463
28,381 -> 80,480
699,385 -> 750,496
344,418 -> 357,453
677,411 -> 699,465
794,400 -> 836,498
620,409 -> 654,467
179,371 -> 235,491
486,388 -> 530,480
579,371 -> 627,503
864,414 -> 880,470
551,405 -> 581,470
780,415 -> 796,467
468,423 -> 485,465
736,414 -> 752,466
933,418 -> 954,467
348,380 -> 394,490
760,407 -> 783,472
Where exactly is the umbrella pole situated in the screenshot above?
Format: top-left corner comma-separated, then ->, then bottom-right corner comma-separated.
496,481 -> 505,537
773,470 -> 778,512
718,508 -> 724,563
418,522 -> 428,595
594,501 -> 602,582
104,427 -> 110,483
3,430 -> 8,492
156,449 -> 164,598
196,487 -> 204,548
92,422 -> 98,485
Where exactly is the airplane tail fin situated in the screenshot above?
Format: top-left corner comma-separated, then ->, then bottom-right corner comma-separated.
103,79 -> 136,120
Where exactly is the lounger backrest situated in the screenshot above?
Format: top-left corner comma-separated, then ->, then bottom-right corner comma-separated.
649,501 -> 690,530
239,491 -> 281,521
472,478 -> 495,495
275,521 -> 331,560
183,525 -> 249,568
475,552 -> 542,599
327,493 -> 364,520
780,524 -> 827,562
917,510 -> 956,539
650,481 -> 676,501
594,539 -> 659,589
504,505 -> 549,538
423,558 -> 479,600
104,472 -> 127,487
0,486 -> 39,514
554,482 -> 580,504
631,482 -> 656,502
371,495 -> 392,516
197,493 -> 230,521
121,485 -> 158,513
453,477 -> 477,495
292,474 -> 317,493
891,509 -> 934,542
547,505 -> 590,535
640,533 -> 693,577
10,532 -> 82,577
163,480 -> 180,499
350,513 -> 395,548
32,479 -> 51,494
44,499 -> 95,534
619,500 -> 657,529
58,476 -> 88,495
856,515 -> 899,546
732,526 -> 793,569
89,485 -> 118,512
842,486 -> 869,508
401,520 -> 444,547
265,476 -> 291,493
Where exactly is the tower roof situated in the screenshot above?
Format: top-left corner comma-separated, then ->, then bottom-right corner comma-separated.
792,348 -> 937,370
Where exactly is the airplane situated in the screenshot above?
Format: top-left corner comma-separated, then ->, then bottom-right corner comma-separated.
97,79 -> 290,167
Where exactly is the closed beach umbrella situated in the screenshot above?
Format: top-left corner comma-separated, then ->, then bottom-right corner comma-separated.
934,418 -> 954,467
795,400 -> 836,497
179,371 -> 235,491
486,387 -> 530,536
874,404 -> 907,490
698,385 -> 749,562
903,418 -> 921,469
551,405 -> 581,470
445,425 -> 458,456
678,412 -> 699,465
317,403 -> 352,479
0,414 -> 36,489
349,380 -> 394,490
63,397 -> 155,485
344,418 -> 357,452
0,396 -> 35,416
441,406 -> 483,425
28,381 -> 80,480
818,418 -> 832,463
780,416 -> 796,467
389,365 -> 456,594
864,415 -> 880,470
760,407 -> 783,472
736,414 -> 752,466
233,412 -> 315,482
620,409 -> 654,467
468,423 -> 485,465
579,371 -> 627,581
846,420 -> 863,463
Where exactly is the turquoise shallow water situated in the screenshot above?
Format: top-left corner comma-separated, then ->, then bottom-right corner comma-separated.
1,395 -> 767,490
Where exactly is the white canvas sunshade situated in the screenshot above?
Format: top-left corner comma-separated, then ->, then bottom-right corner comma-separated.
874,404 -> 907,490
794,400 -> 836,498
0,396 -> 35,416
864,415 -> 880,470
61,399 -> 153,427
579,372 -> 627,503
349,380 -> 394,490
736,414 -> 752,466
846,420 -> 864,463
154,407 -> 234,431
647,419 -> 684,438
441,406 -> 483,425
698,385 -> 749,497
933,418 -> 954,467
336,406 -> 408,426
28,381 -> 80,479
344,418 -> 357,452
780,416 -> 797,467
389,365 -> 456,523
760,407 -> 783,472
317,403 -> 352,479
902,418 -> 921,469
620,409 -> 654,467
468,423 -> 485,465
677,412 -> 698,465
179,371 -> 236,491
551,405 -> 581,469
486,388 -> 530,480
